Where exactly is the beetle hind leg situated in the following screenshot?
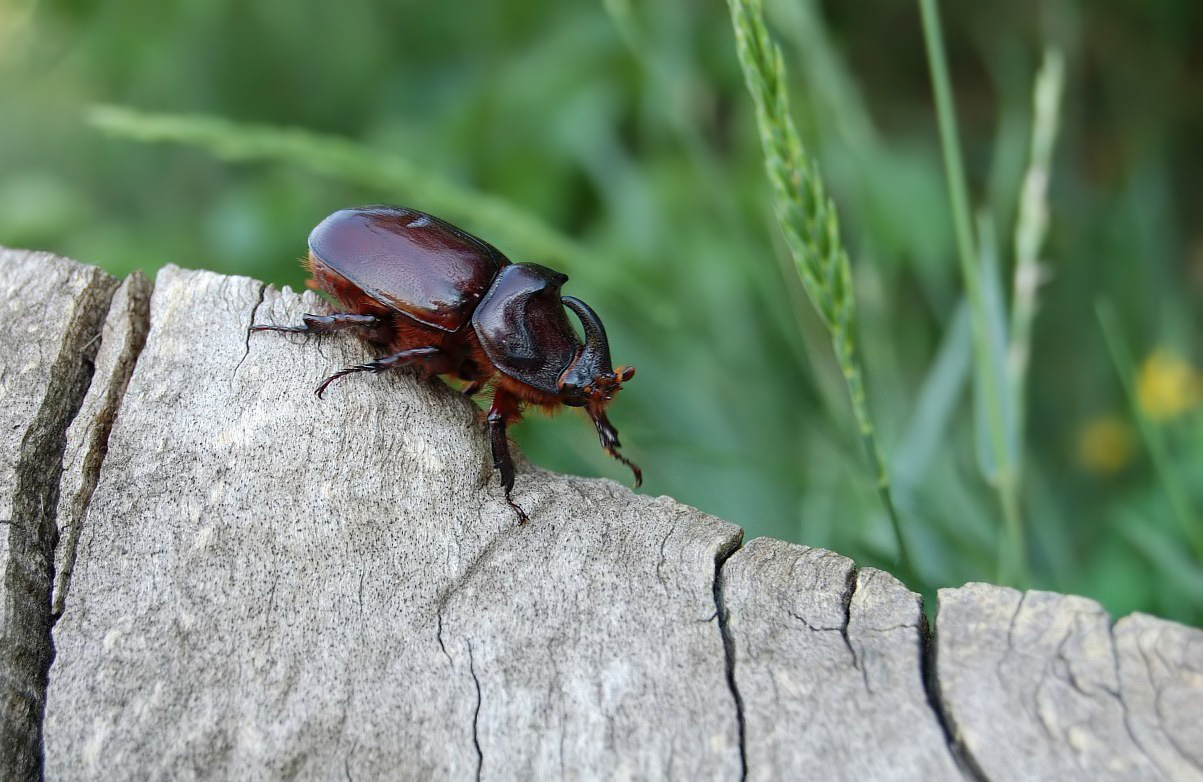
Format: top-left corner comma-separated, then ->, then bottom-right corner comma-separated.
315,345 -> 441,398
250,312 -> 383,336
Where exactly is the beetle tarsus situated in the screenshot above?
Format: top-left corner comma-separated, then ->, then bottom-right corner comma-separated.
505,493 -> 530,525
591,409 -> 642,487
314,345 -> 440,398
607,447 -> 643,488
250,312 -> 383,335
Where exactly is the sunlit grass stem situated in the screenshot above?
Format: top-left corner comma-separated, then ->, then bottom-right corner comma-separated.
1010,50 -> 1065,452
918,0 -> 1026,584
727,0 -> 915,582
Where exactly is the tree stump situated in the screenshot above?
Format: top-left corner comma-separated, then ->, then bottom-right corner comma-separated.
1,248 -> 1200,781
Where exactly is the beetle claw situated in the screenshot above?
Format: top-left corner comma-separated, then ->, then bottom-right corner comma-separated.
506,494 -> 530,525
607,447 -> 643,489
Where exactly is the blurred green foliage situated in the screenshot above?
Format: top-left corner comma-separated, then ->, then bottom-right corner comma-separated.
2,0 -> 1201,624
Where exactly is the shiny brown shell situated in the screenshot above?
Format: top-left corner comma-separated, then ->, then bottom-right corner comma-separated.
308,205 -> 508,332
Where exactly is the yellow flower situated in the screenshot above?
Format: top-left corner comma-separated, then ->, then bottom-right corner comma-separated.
1077,416 -> 1134,475
1137,350 -> 1200,422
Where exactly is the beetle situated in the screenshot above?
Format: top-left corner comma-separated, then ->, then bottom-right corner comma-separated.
249,205 -> 640,523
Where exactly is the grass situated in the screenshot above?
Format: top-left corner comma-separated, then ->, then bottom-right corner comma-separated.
726,0 -> 914,581
1098,301 -> 1203,562
919,0 -> 1026,584
87,106 -> 589,278
1009,50 -> 1065,445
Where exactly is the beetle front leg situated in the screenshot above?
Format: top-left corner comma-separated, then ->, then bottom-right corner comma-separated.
589,408 -> 642,488
316,345 -> 440,398
487,391 -> 528,525
250,312 -> 383,335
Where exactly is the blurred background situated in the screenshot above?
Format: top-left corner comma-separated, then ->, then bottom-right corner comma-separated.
1,0 -> 1200,624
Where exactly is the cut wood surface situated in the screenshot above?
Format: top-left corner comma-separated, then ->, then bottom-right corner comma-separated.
0,247 -> 1200,781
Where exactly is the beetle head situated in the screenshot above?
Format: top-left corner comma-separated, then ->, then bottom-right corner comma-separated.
557,296 -> 635,407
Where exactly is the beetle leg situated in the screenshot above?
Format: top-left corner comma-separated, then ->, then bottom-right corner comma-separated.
250,313 -> 383,335
589,409 -> 642,488
487,391 -> 529,525
315,345 -> 440,398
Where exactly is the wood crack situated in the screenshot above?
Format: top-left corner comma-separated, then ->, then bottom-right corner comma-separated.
233,281 -> 268,380
1,261 -> 118,781
1106,619 -> 1166,779
468,640 -> 484,782
51,272 -> 153,620
838,564 -> 862,682
712,531 -> 747,782
919,610 -> 990,782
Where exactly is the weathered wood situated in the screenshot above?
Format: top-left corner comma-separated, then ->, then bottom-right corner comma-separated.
0,250 -> 117,780
935,583 -> 1203,781
42,265 -> 743,780
52,271 -> 152,619
1,249 -> 1201,781
720,538 -> 963,781
1113,613 -> 1203,779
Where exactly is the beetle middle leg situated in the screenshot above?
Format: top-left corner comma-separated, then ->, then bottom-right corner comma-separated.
486,389 -> 529,524
250,312 -> 384,336
315,345 -> 441,398
589,408 -> 642,488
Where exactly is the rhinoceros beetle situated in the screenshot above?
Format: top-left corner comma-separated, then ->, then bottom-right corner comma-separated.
250,205 -> 640,523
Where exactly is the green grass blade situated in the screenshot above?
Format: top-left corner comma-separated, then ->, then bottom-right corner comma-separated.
87,105 -> 588,275
727,0 -> 915,582
893,301 -> 971,500
973,213 -> 1018,480
918,0 -> 1026,584
918,0 -> 978,301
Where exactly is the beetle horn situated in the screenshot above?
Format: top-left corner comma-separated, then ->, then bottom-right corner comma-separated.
561,296 -> 614,385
